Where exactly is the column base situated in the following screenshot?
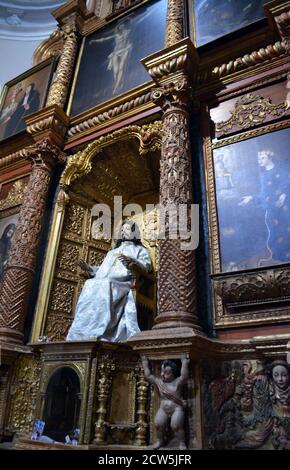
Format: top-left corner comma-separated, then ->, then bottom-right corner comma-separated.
153,311 -> 201,331
126,326 -> 207,358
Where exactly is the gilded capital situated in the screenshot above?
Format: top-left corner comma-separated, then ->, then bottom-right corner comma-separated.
25,139 -> 66,170
152,78 -> 192,113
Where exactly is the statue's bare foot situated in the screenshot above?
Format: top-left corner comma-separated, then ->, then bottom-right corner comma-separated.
179,441 -> 186,450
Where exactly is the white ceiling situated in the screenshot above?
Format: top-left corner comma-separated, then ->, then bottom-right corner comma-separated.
0,0 -> 65,40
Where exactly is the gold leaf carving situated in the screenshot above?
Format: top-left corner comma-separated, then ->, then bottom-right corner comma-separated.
0,180 -> 27,211
213,265 -> 290,305
216,93 -> 289,136
63,203 -> 85,236
8,356 -> 41,433
88,249 -> 106,267
44,313 -> 72,341
61,122 -> 162,188
57,241 -> 81,273
50,280 -> 75,315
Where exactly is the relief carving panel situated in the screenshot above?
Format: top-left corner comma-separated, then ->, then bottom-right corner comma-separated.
203,358 -> 290,450
50,280 -> 75,315
7,356 -> 41,434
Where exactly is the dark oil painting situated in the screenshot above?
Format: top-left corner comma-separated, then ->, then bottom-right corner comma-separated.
213,128 -> 290,272
70,0 -> 167,116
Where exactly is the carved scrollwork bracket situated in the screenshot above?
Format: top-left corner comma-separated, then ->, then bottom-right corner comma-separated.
212,264 -> 290,306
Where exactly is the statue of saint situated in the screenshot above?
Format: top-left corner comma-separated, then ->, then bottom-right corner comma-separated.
141,354 -> 190,449
66,220 -> 151,342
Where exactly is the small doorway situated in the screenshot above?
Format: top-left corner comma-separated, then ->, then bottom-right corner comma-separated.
42,367 -> 81,442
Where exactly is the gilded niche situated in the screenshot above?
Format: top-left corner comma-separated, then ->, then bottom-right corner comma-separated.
44,199 -> 108,341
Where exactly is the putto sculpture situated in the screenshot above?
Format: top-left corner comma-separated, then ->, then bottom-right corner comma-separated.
141,354 -> 190,449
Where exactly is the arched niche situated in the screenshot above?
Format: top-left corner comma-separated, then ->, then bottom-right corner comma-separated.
42,366 -> 81,442
32,122 -> 161,341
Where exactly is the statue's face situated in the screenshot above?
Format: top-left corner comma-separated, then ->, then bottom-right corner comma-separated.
272,365 -> 290,389
161,366 -> 175,383
121,223 -> 133,240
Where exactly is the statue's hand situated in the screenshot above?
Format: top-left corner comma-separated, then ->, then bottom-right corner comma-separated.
117,254 -> 135,270
181,353 -> 190,363
78,259 -> 93,274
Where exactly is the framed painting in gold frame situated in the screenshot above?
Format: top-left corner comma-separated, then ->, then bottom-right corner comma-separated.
204,82 -> 290,327
190,0 -> 268,47
0,57 -> 56,143
68,0 -> 167,117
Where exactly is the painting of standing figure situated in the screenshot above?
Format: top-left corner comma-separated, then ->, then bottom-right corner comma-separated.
0,214 -> 19,283
70,0 -> 167,116
213,128 -> 290,272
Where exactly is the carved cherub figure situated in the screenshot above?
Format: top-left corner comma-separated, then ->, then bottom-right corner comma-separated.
141,354 -> 190,449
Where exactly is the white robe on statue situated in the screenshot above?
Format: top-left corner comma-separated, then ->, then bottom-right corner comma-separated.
66,241 -> 151,342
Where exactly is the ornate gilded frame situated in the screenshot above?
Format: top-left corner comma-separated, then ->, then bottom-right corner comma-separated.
66,0 -> 167,143
204,84 -> 290,328
0,176 -> 29,283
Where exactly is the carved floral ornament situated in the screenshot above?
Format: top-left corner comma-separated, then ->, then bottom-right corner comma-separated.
216,93 -> 290,137
212,264 -> 290,305
0,180 -> 28,211
60,122 -> 162,188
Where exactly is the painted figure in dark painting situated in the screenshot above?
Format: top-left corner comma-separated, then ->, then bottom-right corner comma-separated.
4,82 -> 40,138
0,223 -> 16,280
239,149 -> 290,265
0,86 -> 22,139
89,19 -> 132,95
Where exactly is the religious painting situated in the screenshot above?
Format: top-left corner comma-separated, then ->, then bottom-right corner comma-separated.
193,0 -> 268,47
0,212 -> 19,282
0,58 -> 55,142
70,0 -> 167,117
213,127 -> 290,272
